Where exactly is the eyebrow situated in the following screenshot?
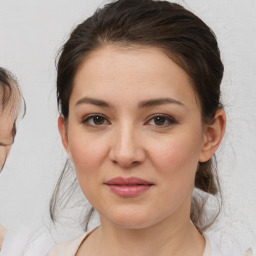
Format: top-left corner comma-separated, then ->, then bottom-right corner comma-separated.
0,141 -> 12,147
0,142 -> 7,146
138,98 -> 185,108
75,97 -> 112,108
75,97 -> 185,108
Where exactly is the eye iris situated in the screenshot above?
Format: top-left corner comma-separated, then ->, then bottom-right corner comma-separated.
93,116 -> 104,125
154,116 -> 166,126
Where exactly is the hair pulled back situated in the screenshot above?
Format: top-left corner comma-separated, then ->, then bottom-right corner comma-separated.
52,0 -> 224,231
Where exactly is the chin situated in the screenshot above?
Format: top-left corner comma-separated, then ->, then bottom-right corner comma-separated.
115,220 -> 149,229
103,208 -> 159,230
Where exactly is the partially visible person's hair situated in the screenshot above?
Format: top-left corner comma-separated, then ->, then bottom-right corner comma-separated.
0,67 -> 26,140
50,0 -> 224,231
0,67 -> 16,113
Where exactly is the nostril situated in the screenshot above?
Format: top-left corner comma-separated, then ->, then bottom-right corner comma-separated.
111,158 -> 141,169
109,132 -> 146,167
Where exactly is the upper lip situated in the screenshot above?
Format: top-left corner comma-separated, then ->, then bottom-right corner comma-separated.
105,177 -> 153,185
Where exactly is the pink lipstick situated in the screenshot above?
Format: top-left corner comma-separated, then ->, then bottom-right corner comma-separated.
104,177 -> 153,197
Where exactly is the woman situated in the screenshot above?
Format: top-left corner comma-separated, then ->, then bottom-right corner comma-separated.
0,67 -> 22,250
0,68 -> 55,256
47,0 -> 250,255
0,68 -> 21,173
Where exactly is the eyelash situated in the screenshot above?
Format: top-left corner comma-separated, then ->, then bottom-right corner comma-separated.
146,114 -> 178,127
82,114 -> 109,127
81,114 -> 177,128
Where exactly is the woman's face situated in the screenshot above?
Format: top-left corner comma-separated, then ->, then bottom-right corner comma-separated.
60,45 -> 219,229
0,90 -> 18,172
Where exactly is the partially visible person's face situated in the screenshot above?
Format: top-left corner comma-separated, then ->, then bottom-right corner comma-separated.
0,87 -> 19,172
59,45 -> 223,229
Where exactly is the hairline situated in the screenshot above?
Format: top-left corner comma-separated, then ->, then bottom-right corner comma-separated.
67,42 -> 204,119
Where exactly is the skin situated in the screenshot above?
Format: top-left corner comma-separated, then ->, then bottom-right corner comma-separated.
0,86 -> 19,171
0,85 -> 20,249
0,224 -> 7,250
59,45 -> 226,256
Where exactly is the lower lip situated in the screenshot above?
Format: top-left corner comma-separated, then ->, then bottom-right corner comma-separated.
106,185 -> 152,197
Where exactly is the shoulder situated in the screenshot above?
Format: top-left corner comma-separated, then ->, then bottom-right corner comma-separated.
46,234 -> 86,256
205,232 -> 251,256
0,222 -> 55,256
244,246 -> 256,256
0,223 -> 7,251
46,226 -> 99,256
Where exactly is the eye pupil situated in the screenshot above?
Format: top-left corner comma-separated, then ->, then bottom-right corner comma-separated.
154,116 -> 166,126
93,116 -> 104,125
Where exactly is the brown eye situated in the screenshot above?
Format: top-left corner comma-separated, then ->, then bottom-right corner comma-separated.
82,114 -> 108,126
147,114 -> 177,127
153,116 -> 166,126
92,116 -> 105,125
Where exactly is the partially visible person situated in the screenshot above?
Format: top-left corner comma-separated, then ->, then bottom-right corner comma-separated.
0,67 -> 21,173
0,226 -> 7,253
0,68 -> 55,255
0,67 -> 22,250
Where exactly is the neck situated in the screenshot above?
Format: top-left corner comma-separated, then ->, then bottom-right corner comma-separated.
79,215 -> 205,256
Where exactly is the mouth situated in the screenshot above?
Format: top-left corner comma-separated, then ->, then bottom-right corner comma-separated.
104,177 -> 153,197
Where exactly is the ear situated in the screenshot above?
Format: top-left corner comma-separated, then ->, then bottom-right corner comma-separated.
199,109 -> 226,162
58,115 -> 72,159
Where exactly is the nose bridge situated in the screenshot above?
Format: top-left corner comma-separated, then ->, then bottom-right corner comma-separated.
110,120 -> 144,167
117,122 -> 135,153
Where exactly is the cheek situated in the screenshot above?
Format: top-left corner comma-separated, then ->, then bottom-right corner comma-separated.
146,135 -> 202,214
148,132 -> 202,185
67,135 -> 106,204
69,135 -> 107,172
67,129 -> 109,194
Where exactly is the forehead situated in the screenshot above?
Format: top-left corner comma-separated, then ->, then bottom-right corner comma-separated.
71,45 -> 199,108
0,85 -> 19,142
0,84 -> 20,115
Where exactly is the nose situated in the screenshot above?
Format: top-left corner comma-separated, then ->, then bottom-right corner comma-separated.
109,124 -> 146,168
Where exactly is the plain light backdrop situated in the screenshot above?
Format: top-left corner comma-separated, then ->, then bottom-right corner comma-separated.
0,0 -> 255,251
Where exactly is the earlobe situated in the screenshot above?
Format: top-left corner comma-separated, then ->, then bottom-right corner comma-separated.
58,116 -> 71,157
199,109 -> 226,162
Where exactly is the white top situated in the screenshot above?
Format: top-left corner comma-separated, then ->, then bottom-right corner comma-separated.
0,224 -> 55,256
0,224 -> 253,256
46,229 -> 251,256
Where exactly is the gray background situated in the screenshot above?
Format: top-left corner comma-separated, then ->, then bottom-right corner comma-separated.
0,0 -> 255,251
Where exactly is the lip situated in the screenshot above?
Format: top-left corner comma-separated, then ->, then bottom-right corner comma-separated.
104,177 -> 153,197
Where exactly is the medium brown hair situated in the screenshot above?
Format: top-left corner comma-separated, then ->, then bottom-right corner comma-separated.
51,0 -> 224,231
